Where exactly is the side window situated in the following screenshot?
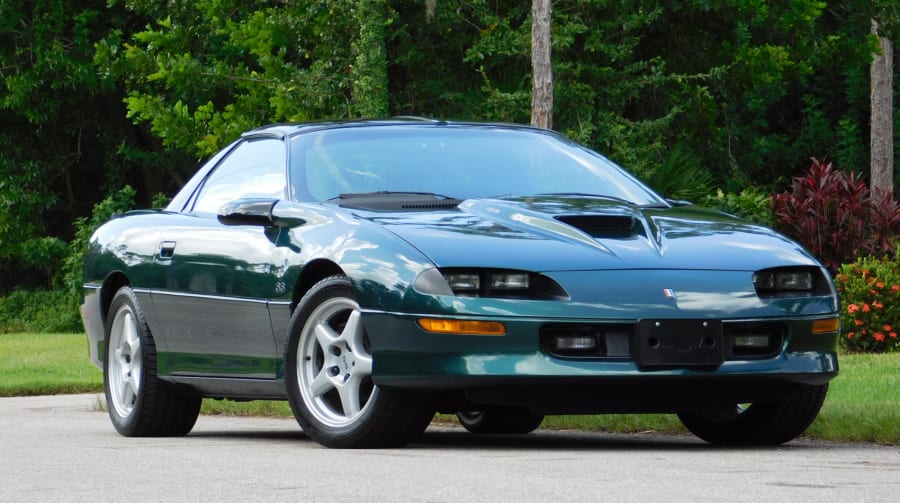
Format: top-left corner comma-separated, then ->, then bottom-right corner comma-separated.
192,138 -> 286,214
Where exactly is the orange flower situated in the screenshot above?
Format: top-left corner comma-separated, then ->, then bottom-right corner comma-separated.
862,303 -> 871,313
885,325 -> 893,332
873,301 -> 884,309
873,333 -> 885,342
847,332 -> 855,339
890,332 -> 898,339
892,285 -> 899,292
847,304 -> 859,313
876,281 -> 885,289
854,319 -> 864,326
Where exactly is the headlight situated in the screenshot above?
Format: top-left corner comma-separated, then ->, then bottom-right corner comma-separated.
753,270 -> 812,291
414,268 -> 568,300
752,267 -> 830,297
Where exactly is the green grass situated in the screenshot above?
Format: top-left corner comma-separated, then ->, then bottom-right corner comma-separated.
2,332 -> 897,443
0,333 -> 103,396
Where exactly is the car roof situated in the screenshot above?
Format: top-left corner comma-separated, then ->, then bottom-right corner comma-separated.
240,117 -> 546,139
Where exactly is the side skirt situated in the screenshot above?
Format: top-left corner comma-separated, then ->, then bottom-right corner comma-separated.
162,376 -> 287,401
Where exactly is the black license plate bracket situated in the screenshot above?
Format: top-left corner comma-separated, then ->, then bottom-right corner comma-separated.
632,319 -> 724,369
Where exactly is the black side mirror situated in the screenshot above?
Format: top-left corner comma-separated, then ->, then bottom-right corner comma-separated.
217,198 -> 279,226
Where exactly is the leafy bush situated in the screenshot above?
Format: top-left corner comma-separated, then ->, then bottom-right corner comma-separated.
0,186 -> 138,334
641,144 -> 713,202
0,288 -> 82,333
701,188 -> 775,227
61,185 -> 137,303
771,158 -> 900,273
835,251 -> 900,353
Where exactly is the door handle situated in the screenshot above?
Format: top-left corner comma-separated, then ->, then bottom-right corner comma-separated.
159,240 -> 177,258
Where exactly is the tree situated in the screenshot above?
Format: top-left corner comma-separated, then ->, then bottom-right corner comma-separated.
870,20 -> 895,197
530,0 -> 552,128
350,0 -> 390,117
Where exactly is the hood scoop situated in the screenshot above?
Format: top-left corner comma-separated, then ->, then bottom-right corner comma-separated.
555,215 -> 639,238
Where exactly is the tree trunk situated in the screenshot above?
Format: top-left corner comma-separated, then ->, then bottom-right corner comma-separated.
870,20 -> 894,198
531,0 -> 552,129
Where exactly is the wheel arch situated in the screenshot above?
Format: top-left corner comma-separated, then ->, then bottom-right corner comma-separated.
290,259 -> 345,313
99,271 -> 131,328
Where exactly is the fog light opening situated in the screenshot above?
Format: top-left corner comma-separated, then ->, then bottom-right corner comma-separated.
733,335 -> 770,348
555,335 -> 597,352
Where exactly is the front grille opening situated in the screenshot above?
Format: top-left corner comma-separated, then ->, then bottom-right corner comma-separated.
555,215 -> 638,238
725,323 -> 786,358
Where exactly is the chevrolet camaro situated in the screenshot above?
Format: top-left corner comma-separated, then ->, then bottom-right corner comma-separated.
81,119 -> 840,448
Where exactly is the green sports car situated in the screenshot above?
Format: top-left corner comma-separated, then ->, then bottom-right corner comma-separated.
81,119 -> 839,448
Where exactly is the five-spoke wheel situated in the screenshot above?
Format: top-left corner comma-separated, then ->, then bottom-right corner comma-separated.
286,275 -> 434,448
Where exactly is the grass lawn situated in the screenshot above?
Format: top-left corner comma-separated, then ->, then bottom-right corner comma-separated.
1,332 -> 896,444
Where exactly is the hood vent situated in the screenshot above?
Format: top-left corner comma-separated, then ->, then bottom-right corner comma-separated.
401,202 -> 461,210
555,215 -> 637,238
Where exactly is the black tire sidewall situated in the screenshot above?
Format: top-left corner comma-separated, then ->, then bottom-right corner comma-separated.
103,286 -> 148,436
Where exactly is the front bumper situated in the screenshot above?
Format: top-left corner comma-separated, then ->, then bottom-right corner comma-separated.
364,311 -> 839,413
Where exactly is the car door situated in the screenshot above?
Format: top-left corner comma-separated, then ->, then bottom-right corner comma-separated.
149,137 -> 287,378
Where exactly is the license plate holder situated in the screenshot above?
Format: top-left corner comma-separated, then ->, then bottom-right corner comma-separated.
632,319 -> 724,369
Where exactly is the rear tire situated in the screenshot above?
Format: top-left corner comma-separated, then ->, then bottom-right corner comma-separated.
285,275 -> 434,448
677,384 -> 828,445
457,407 -> 544,434
104,286 -> 201,436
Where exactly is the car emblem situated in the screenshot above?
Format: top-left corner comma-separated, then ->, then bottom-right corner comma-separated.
663,288 -> 677,300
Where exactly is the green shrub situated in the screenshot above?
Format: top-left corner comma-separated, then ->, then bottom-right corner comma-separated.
835,251 -> 900,353
61,185 -> 137,303
701,188 -> 775,227
0,288 -> 82,333
641,144 -> 713,202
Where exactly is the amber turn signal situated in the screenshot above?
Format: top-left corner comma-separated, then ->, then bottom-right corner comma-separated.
811,318 -> 840,334
417,318 -> 506,336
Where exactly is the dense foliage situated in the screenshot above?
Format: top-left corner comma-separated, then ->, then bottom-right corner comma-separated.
1,1 -> 898,343
836,251 -> 900,352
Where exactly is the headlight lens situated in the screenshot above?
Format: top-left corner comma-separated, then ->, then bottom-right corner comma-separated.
753,271 -> 813,291
444,272 -> 481,292
413,268 -> 568,300
489,271 -> 530,290
752,267 -> 831,298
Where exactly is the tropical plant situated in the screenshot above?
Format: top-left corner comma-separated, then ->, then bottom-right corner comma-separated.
771,158 -> 900,273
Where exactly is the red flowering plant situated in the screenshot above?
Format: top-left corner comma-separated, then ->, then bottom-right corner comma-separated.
771,158 -> 900,274
835,249 -> 900,353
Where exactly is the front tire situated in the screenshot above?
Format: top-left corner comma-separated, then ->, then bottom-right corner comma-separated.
285,275 -> 434,448
104,286 -> 201,436
677,384 -> 829,445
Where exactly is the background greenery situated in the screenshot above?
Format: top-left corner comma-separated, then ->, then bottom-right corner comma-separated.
1,1 -> 899,344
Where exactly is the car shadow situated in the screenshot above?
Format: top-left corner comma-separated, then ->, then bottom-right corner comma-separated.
185,423 -> 825,451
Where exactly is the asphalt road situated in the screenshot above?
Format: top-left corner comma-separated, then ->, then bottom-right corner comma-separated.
0,394 -> 897,502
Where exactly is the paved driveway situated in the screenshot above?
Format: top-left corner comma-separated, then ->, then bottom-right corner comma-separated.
1,394 -> 897,502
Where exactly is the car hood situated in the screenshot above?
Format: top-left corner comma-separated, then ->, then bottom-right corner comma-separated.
362,196 -> 817,272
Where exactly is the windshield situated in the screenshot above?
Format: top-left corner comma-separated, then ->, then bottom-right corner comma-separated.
290,125 -> 665,206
